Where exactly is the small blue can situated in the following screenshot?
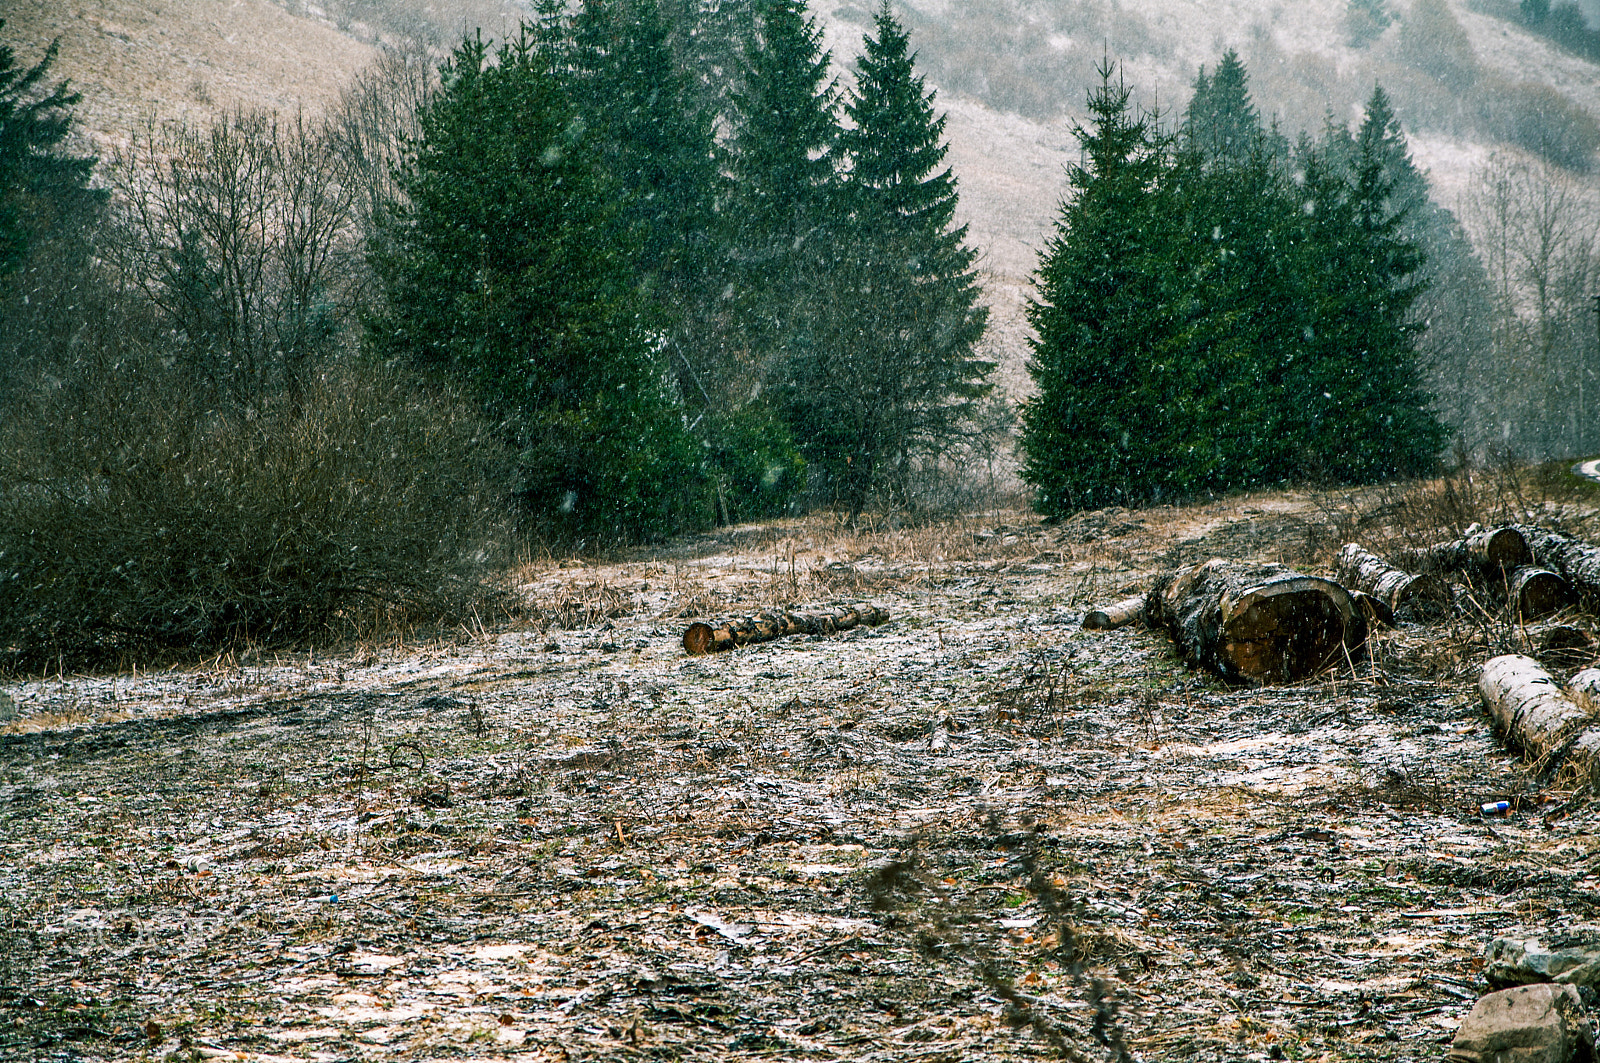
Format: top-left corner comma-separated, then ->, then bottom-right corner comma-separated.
1480,800 -> 1510,816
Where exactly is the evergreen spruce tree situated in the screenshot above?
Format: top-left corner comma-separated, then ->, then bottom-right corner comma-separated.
1182,51 -> 1263,162
1025,56 -> 1444,516
720,0 -> 846,507
572,0 -> 804,521
724,0 -> 839,255
781,2 -> 990,516
1319,86 -> 1488,456
368,30 -> 706,541
1023,63 -> 1182,516
1286,113 -> 1443,480
0,26 -> 102,285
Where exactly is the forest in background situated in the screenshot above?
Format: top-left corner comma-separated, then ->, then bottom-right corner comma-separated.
1,0 -> 1599,673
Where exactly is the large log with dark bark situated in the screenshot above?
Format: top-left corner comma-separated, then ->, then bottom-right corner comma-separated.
1335,543 -> 1451,621
1506,565 -> 1572,620
1479,654 -> 1597,761
1145,560 -> 1367,683
683,604 -> 888,655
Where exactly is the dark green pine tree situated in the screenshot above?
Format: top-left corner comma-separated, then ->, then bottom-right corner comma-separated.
1287,129 -> 1444,481
368,30 -> 706,541
723,0 -> 841,269
1160,142 -> 1311,492
572,0 -> 719,286
1182,50 -> 1264,162
1335,85 -> 1492,449
571,0 -> 805,522
1023,62 -> 1183,516
781,1 -> 991,516
0,26 -> 102,285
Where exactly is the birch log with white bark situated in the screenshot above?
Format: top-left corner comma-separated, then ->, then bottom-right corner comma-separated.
1405,525 -> 1531,576
1506,566 -> 1572,620
1479,654 -> 1596,761
1513,525 -> 1600,603
1335,543 -> 1451,620
682,604 -> 888,655
1083,595 -> 1146,631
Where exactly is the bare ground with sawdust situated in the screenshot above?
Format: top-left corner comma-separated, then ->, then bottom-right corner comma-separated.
4,484 -> 1600,1063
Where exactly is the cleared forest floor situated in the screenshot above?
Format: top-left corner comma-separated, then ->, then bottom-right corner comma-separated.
4,480 -> 1599,1062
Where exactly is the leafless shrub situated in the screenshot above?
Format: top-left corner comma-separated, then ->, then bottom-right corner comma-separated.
0,351 -> 513,673
106,108 -> 368,404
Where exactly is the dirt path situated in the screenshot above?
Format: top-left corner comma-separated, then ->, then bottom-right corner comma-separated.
2,496 -> 1596,1062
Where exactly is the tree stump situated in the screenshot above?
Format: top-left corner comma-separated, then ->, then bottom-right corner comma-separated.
1335,542 -> 1451,621
1145,560 -> 1367,684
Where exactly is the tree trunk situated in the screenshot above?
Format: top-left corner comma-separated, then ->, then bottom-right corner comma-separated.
1145,560 -> 1367,684
1506,565 -> 1572,621
1568,665 -> 1600,701
1479,654 -> 1596,761
1082,594 -> 1145,631
683,603 -> 888,655
1335,543 -> 1451,621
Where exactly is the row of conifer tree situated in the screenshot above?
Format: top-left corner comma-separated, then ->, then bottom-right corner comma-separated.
366,0 -> 995,536
1024,54 -> 1453,514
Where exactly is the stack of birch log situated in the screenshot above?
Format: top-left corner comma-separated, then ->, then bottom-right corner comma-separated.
1085,522 -> 1600,688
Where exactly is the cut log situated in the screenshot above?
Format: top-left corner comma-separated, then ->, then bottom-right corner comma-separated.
1568,666 -> 1600,701
1082,594 -> 1146,631
682,603 -> 888,655
1512,525 -> 1600,605
1479,654 -> 1596,761
1145,560 -> 1367,684
1506,566 -> 1572,621
1404,525 -> 1531,577
1335,543 -> 1452,621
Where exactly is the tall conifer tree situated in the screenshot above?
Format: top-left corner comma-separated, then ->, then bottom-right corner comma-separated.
369,30 -> 705,540
724,0 -> 840,256
1024,63 -> 1182,515
0,26 -> 101,285
780,2 -> 990,515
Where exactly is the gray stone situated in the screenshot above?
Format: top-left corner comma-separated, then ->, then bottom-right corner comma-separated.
1488,929 -> 1600,989
1448,984 -> 1590,1063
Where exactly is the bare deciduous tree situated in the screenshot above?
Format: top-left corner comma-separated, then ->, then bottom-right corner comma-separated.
1464,152 -> 1600,458
107,108 -> 364,403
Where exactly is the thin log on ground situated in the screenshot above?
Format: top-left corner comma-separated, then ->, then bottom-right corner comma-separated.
1145,559 -> 1367,684
1506,565 -> 1572,621
1513,525 -> 1600,604
1479,654 -> 1597,762
1404,525 -> 1530,577
683,604 -> 888,655
1335,543 -> 1451,621
1083,595 -> 1146,631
